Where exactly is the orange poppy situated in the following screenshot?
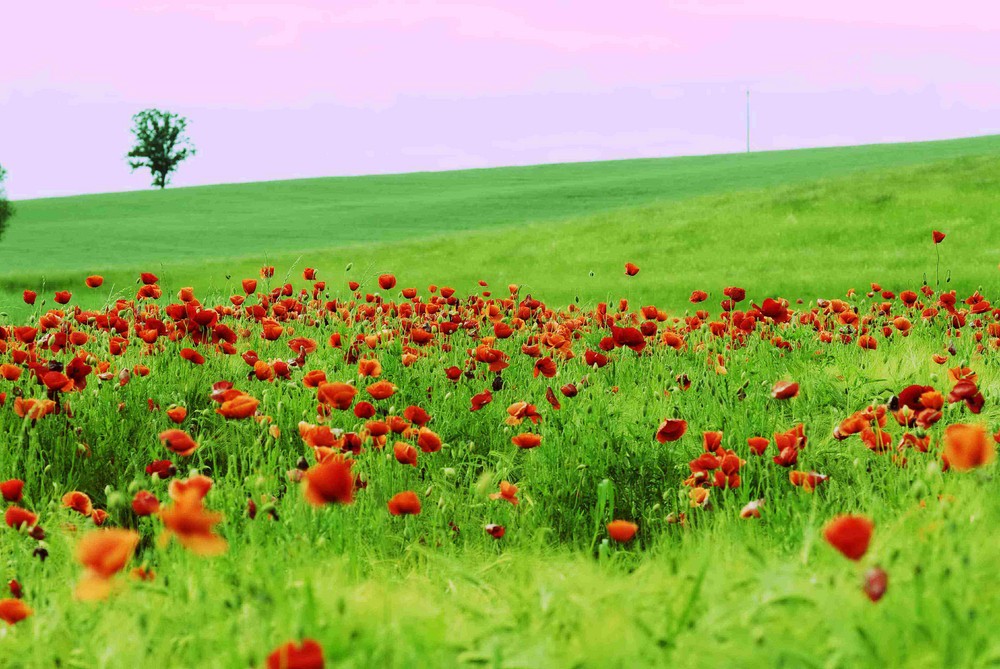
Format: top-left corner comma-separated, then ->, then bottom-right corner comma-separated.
75,528 -> 140,600
317,382 -> 357,409
607,520 -> 638,542
158,491 -> 228,556
62,491 -> 94,517
489,481 -> 519,505
366,380 -> 396,400
942,424 -> 995,471
85,275 -> 104,288
624,262 -> 640,276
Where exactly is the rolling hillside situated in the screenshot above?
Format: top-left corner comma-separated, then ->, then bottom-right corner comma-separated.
2,134 -> 999,314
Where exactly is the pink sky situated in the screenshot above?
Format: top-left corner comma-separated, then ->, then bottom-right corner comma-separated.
1,1 -> 998,199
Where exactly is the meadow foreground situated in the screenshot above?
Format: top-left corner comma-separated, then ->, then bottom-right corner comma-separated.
1,246 -> 999,668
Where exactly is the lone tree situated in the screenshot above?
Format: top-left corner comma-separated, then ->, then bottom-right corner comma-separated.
0,163 -> 13,242
127,109 -> 196,189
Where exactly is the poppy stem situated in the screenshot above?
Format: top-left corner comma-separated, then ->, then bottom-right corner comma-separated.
935,245 -> 940,288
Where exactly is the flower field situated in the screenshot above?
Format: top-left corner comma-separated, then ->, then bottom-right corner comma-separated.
1,226 -> 999,667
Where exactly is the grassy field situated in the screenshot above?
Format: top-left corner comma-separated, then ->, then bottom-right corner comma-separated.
2,134 -> 1000,306
1,138 -> 1000,668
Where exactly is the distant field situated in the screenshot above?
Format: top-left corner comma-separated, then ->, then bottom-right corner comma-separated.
1,136 -> 998,320
2,134 -> 999,313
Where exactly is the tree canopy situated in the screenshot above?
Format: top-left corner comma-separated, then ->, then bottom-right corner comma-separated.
127,109 -> 196,189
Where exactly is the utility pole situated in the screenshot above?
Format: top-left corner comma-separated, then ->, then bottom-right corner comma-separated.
746,89 -> 751,153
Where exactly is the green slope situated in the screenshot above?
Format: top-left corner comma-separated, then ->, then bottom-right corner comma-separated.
1,135 -> 999,314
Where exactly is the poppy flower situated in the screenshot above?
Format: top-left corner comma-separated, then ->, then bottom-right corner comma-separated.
302,457 -> 355,506
5,506 -> 38,530
74,528 -> 140,600
166,406 -> 187,424
863,567 -> 888,602
607,520 -> 638,542
624,262 -> 640,276
158,491 -> 228,555
533,357 -> 557,378
317,382 -> 357,410
267,639 -> 325,669
159,429 -> 199,457
378,274 -> 397,290
942,424 -> 995,471
789,470 -> 828,492
132,490 -> 161,516
655,418 -> 687,443
365,381 -> 396,400
393,441 -> 418,466
489,481 -> 519,505
932,230 -> 946,244
470,390 -> 493,411
402,405 -> 431,427
746,437 -> 769,456
823,514 -> 874,561
54,291 -> 72,304
689,290 -> 708,303
416,428 -> 442,453
1,479 -> 24,503
771,381 -> 799,400
22,290 -> 36,305
511,433 -> 542,449
217,394 -> 260,420
85,275 -> 104,288
62,491 -> 94,517
484,524 -> 506,539
387,491 -> 421,516
180,348 -> 205,365
0,598 -> 32,625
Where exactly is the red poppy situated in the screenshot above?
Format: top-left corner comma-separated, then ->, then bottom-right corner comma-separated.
387,491 -> 421,516
267,639 -> 325,669
771,380 -> 799,400
823,514 -> 874,561
932,230 -> 945,244
302,457 -> 355,506
159,429 -> 199,457
0,479 -> 24,503
0,598 -> 31,625
378,274 -> 397,290
485,523 -> 506,539
85,275 -> 104,288
393,441 -> 418,466
4,506 -> 37,530
624,262 -> 640,276
655,418 -> 687,443
863,567 -> 888,602
746,437 -> 769,456
132,490 -> 161,516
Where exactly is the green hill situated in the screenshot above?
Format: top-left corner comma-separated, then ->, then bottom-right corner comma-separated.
2,134 -> 999,313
